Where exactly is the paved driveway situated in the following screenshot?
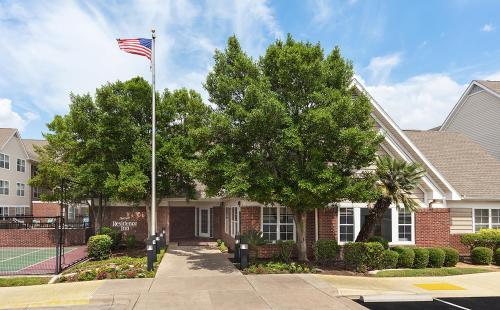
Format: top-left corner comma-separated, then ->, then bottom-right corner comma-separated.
130,245 -> 363,310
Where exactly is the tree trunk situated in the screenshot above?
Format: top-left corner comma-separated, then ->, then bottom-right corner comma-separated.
293,210 -> 308,262
95,195 -> 103,232
355,197 -> 392,242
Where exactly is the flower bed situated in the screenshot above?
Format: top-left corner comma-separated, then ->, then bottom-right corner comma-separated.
243,261 -> 316,274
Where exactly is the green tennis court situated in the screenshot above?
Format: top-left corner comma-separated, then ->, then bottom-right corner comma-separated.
0,247 -> 72,274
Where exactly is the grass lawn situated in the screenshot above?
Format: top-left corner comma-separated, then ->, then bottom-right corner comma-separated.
375,267 -> 493,277
0,277 -> 50,287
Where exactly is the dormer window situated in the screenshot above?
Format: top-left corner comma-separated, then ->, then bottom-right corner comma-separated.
0,153 -> 9,169
17,159 -> 25,172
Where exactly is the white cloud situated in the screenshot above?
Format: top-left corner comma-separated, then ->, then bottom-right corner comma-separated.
310,0 -> 333,26
0,0 -> 281,119
0,99 -> 38,132
482,23 -> 495,32
366,53 -> 402,85
358,74 -> 467,130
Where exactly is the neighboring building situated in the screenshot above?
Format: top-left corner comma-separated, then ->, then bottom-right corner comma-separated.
441,80 -> 500,160
103,79 -> 497,257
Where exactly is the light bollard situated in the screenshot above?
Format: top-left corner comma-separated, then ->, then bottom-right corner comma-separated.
159,232 -> 165,249
234,235 -> 240,263
240,243 -> 249,269
146,242 -> 154,271
155,235 -> 161,254
162,227 -> 168,247
152,238 -> 157,262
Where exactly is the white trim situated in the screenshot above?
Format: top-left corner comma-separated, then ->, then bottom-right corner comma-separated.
197,207 -> 211,238
260,206 -> 296,243
0,179 -> 9,195
0,152 -> 10,170
441,81 -> 500,130
472,206 -> 500,232
353,79 -> 461,200
1,130 -> 30,160
16,158 -> 26,173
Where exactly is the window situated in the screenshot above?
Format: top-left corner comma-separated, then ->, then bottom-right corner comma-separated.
262,207 -> 295,242
16,159 -> 25,172
68,206 -> 75,221
0,207 -> 6,219
33,187 -> 41,199
492,209 -> 500,229
361,208 -> 392,241
16,183 -> 25,196
224,207 -> 230,234
339,208 -> 355,242
474,209 -> 489,232
398,209 -> 413,242
15,207 -> 26,216
230,206 -> 239,237
0,180 -> 9,195
0,153 -> 9,169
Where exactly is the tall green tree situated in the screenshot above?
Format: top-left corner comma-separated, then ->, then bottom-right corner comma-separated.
200,35 -> 382,260
31,77 -> 211,236
355,156 -> 426,242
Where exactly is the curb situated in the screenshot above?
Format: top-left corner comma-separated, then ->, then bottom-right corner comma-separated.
361,294 -> 433,302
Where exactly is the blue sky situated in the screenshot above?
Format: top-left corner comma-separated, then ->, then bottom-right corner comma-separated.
1,0 -> 499,139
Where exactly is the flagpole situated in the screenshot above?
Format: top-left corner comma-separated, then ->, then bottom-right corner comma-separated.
151,29 -> 157,236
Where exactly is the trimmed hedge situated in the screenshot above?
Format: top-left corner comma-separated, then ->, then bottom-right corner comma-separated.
495,248 -> 500,266
413,248 -> 429,269
392,247 -> 415,268
381,250 -> 399,269
471,247 -> 493,265
365,242 -> 385,270
313,240 -> 340,265
344,242 -> 367,272
98,227 -> 122,250
87,235 -> 112,260
461,229 -> 500,250
442,247 -> 459,267
428,248 -> 445,268
367,236 -> 389,250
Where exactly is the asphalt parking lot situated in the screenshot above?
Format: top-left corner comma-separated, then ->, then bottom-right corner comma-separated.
356,296 -> 500,309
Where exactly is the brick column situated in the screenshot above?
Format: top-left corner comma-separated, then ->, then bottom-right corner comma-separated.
415,208 -> 450,248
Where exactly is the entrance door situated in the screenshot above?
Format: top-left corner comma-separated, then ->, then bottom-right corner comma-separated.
198,208 -> 211,238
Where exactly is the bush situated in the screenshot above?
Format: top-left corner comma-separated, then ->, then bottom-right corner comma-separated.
126,235 -> 136,249
313,240 -> 340,265
442,247 -> 459,267
344,242 -> 368,272
365,242 -> 385,270
218,241 -> 228,253
413,248 -> 429,269
98,227 -> 122,250
392,247 -> 415,268
471,247 -> 493,265
427,248 -> 445,268
495,248 -> 500,266
461,229 -> 500,250
88,235 -> 113,260
276,240 -> 295,263
367,236 -> 389,250
381,250 -> 399,269
240,230 -> 266,248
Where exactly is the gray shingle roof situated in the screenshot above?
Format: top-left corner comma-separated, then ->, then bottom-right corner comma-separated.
405,130 -> 500,200
476,80 -> 500,96
22,139 -> 48,160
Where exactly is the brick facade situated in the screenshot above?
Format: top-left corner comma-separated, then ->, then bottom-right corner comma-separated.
0,228 -> 89,247
317,208 -> 337,240
450,234 -> 470,255
415,208 -> 451,248
32,202 -> 60,217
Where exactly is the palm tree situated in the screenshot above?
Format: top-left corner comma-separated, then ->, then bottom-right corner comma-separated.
355,156 -> 426,242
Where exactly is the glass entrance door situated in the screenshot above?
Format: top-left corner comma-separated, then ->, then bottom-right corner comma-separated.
198,208 -> 210,238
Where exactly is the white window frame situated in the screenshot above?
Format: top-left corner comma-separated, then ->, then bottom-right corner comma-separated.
0,180 -> 9,195
16,182 -> 25,197
337,206 -> 415,246
260,206 -> 296,243
472,207 -> 500,232
16,158 -> 25,173
224,206 -> 230,234
15,206 -> 27,216
230,206 -> 239,238
0,153 -> 10,170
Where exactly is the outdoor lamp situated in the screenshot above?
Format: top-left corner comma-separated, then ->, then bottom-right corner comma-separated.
240,243 -> 249,269
152,239 -> 157,262
234,236 -> 241,263
147,243 -> 154,271
155,236 -> 161,254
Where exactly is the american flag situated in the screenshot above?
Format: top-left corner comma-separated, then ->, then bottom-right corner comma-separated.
116,38 -> 152,60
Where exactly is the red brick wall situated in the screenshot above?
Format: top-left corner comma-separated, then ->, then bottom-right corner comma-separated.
450,234 -> 470,255
0,228 -> 89,247
240,206 -> 261,233
102,207 -> 149,241
317,208 -> 337,240
32,202 -> 60,217
415,208 -> 450,247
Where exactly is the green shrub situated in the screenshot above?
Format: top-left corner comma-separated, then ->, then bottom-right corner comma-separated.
88,235 -> 112,260
381,250 -> 399,269
471,247 -> 493,265
461,229 -> 500,250
240,230 -> 266,248
344,242 -> 368,272
218,241 -> 228,253
392,246 -> 415,268
427,248 -> 445,268
216,239 -> 223,247
367,236 -> 389,250
413,248 -> 429,269
365,242 -> 385,270
313,240 -> 340,265
276,240 -> 295,263
78,270 -> 97,281
495,248 -> 500,266
442,247 -> 459,267
126,235 -> 136,249
98,227 -> 122,249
